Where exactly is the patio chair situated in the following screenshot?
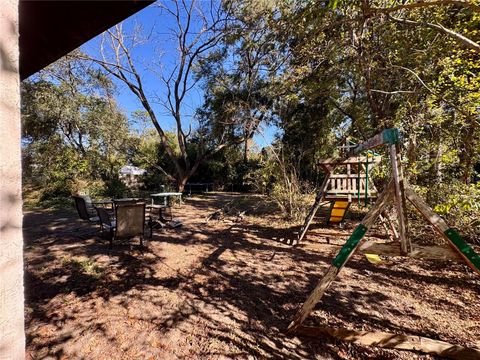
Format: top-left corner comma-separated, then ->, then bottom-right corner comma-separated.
97,202 -> 152,247
96,206 -> 116,241
73,195 -> 99,223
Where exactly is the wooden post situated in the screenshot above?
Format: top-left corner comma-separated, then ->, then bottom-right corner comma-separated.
297,169 -> 333,243
287,181 -> 394,332
348,163 -> 353,203
405,187 -> 480,274
389,144 -> 411,254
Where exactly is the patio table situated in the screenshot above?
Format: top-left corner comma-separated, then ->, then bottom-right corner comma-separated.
150,192 -> 183,207
112,198 -> 143,204
92,199 -> 113,207
91,199 -> 114,214
149,192 -> 183,224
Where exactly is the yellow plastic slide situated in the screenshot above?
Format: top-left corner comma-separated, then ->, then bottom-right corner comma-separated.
328,201 -> 349,224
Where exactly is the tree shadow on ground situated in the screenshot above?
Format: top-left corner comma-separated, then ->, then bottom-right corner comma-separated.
23,195 -> 480,359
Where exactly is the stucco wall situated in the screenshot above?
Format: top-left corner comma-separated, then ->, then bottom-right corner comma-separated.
0,0 -> 25,358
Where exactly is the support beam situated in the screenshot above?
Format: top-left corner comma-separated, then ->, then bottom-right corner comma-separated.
380,211 -> 399,241
360,242 -> 463,262
378,213 -> 393,241
295,326 -> 480,360
319,156 -> 382,166
287,181 -> 394,332
351,128 -> 400,155
405,187 -> 480,274
389,144 -> 411,254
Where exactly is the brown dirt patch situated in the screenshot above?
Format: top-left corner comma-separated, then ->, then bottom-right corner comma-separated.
24,193 -> 480,359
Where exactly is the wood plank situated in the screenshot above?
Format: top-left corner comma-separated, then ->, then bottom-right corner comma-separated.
326,189 -> 379,195
294,326 -> 480,360
287,181 -> 394,332
287,266 -> 340,333
389,144 -> 411,254
351,132 -> 385,154
329,174 -> 369,178
347,164 -> 353,202
378,214 -> 393,241
405,187 -> 480,274
324,195 -> 372,201
369,179 -> 379,196
405,188 -> 448,232
362,181 -> 394,228
351,129 -> 399,155
319,156 -> 382,166
359,241 -> 463,262
308,230 -> 390,240
381,211 -> 399,241
396,142 -> 410,250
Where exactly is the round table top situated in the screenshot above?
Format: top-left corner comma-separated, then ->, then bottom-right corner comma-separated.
150,192 -> 182,197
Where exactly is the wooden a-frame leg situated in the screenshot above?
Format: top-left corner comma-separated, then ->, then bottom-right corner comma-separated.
405,187 -> 480,275
297,172 -> 332,243
287,181 -> 395,333
389,144 -> 411,254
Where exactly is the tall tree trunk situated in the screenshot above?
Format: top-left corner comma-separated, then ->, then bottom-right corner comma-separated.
406,132 -> 418,182
434,141 -> 443,182
176,175 -> 188,192
243,135 -> 251,163
459,117 -> 477,185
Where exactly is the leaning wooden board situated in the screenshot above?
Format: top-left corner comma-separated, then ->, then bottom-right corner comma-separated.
295,326 -> 480,360
287,182 -> 394,332
405,187 -> 480,274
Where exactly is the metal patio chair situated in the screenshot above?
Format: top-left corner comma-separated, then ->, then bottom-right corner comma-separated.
97,202 -> 152,247
73,195 -> 99,223
96,206 -> 116,242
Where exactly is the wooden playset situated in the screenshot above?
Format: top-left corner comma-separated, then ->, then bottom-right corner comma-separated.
288,128 -> 480,359
298,148 -> 383,241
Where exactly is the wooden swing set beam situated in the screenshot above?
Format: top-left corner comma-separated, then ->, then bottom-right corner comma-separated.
294,326 -> 480,360
351,128 -> 400,155
288,181 -> 394,331
405,188 -> 480,274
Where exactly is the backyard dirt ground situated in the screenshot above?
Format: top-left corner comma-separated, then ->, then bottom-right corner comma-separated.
24,193 -> 480,359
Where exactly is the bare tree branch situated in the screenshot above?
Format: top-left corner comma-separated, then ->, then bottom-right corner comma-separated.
368,1 -> 480,15
388,14 -> 480,52
85,0 -> 233,190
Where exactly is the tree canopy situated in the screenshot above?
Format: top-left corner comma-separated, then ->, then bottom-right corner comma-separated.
22,0 -> 479,235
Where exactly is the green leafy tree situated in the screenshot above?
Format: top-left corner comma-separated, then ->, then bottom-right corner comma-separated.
22,54 -> 133,201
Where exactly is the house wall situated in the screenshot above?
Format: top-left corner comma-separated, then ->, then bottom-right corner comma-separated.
0,0 -> 25,358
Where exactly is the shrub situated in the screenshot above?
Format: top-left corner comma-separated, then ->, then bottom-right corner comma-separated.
426,182 -> 480,244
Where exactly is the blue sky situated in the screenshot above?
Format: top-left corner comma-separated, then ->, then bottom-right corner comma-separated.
81,1 -> 277,148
